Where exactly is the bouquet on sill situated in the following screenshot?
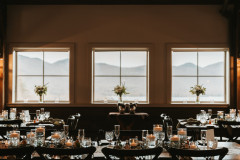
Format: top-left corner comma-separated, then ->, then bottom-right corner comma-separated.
189,84 -> 206,96
113,83 -> 129,102
34,84 -> 48,102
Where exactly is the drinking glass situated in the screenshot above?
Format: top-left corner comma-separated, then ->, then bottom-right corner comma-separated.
208,138 -> 218,149
10,131 -> 20,147
200,116 -> 207,125
208,109 -> 212,119
82,137 -> 92,147
78,129 -> 85,142
114,125 -> 120,141
167,126 -> 173,138
45,112 -> 50,120
2,110 -> 8,120
63,125 -> 69,138
201,130 -> 207,146
142,130 -> 148,144
40,108 -> 44,114
10,108 -> 17,120
105,131 -> 114,146
36,110 -> 40,119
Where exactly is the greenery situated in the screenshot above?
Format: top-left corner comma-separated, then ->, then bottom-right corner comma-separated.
34,84 -> 47,96
189,84 -> 206,96
113,83 -> 129,97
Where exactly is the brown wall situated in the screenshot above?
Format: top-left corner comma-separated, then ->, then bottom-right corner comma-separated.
5,5 -> 230,130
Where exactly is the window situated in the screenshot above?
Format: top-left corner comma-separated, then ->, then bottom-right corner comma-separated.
12,48 -> 70,103
92,48 -> 149,103
171,48 -> 229,103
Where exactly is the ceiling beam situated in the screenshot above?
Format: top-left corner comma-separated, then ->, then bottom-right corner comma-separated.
5,0 -> 234,5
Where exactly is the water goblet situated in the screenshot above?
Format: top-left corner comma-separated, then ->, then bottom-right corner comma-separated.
45,112 -> 50,120
105,131 -> 114,147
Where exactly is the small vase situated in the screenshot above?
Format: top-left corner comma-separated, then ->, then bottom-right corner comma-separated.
118,95 -> 123,103
195,96 -> 200,104
39,95 -> 43,103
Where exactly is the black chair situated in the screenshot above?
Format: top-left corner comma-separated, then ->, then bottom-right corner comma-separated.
168,147 -> 228,160
36,146 -> 96,160
102,147 -> 163,160
217,121 -> 240,141
0,146 -> 34,160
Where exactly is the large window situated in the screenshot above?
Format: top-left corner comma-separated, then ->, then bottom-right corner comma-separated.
171,48 -> 229,103
12,48 -> 70,103
92,48 -> 149,103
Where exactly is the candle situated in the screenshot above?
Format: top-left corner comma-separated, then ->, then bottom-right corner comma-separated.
225,114 -> 230,119
36,127 -> 44,133
230,109 -> 236,114
27,132 -> 35,138
170,135 -> 180,141
65,140 -> 73,147
130,139 -> 137,147
153,125 -> 163,132
178,129 -> 186,135
146,134 -> 156,141
51,133 -> 60,139
190,143 -> 197,149
10,131 -> 19,138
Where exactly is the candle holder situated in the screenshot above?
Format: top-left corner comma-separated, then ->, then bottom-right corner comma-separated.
225,114 -> 231,121
170,135 -> 180,148
82,137 -> 91,148
2,110 -> 8,120
36,126 -> 45,147
51,131 -> 61,145
230,109 -> 236,121
129,138 -> 138,149
26,131 -> 35,145
146,134 -> 156,148
10,108 -> 17,120
217,111 -> 224,120
177,128 -> 187,144
10,131 -> 20,147
189,141 -> 198,150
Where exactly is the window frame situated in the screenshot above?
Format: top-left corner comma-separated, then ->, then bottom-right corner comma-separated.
166,44 -> 230,104
91,47 -> 150,104
7,43 -> 75,105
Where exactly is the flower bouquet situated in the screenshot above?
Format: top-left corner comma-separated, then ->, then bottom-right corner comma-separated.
34,84 -> 47,102
113,83 -> 129,102
189,85 -> 206,103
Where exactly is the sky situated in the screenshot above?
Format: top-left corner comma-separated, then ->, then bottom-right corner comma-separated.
172,51 -> 226,68
18,51 -> 69,64
94,51 -> 147,68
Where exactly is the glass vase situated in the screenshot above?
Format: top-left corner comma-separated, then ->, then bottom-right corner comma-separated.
195,96 -> 200,104
39,95 -> 43,103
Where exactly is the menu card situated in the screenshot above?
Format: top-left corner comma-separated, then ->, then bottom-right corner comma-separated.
206,129 -> 214,149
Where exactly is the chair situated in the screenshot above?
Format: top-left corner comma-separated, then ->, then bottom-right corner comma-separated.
102,147 -> 163,160
36,146 -> 96,160
217,121 -> 240,141
168,147 -> 228,160
0,146 -> 34,160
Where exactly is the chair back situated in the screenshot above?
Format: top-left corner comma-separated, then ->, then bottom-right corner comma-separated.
217,121 -> 240,141
0,146 -> 34,160
37,146 -> 96,160
102,147 -> 163,160
168,147 -> 228,160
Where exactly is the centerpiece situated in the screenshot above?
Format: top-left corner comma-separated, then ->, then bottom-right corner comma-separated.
34,84 -> 47,103
189,84 -> 206,104
113,83 -> 129,103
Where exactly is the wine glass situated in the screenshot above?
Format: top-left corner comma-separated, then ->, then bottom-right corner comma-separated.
45,112 -> 50,120
200,115 -> 207,126
78,129 -> 85,142
105,131 -> 114,147
208,109 -> 212,119
114,125 -> 120,141
63,125 -> 69,138
142,130 -> 148,142
201,130 -> 207,147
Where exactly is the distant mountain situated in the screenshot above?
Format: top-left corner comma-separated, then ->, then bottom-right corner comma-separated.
173,62 -> 224,76
95,63 -> 146,75
18,55 -> 69,75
